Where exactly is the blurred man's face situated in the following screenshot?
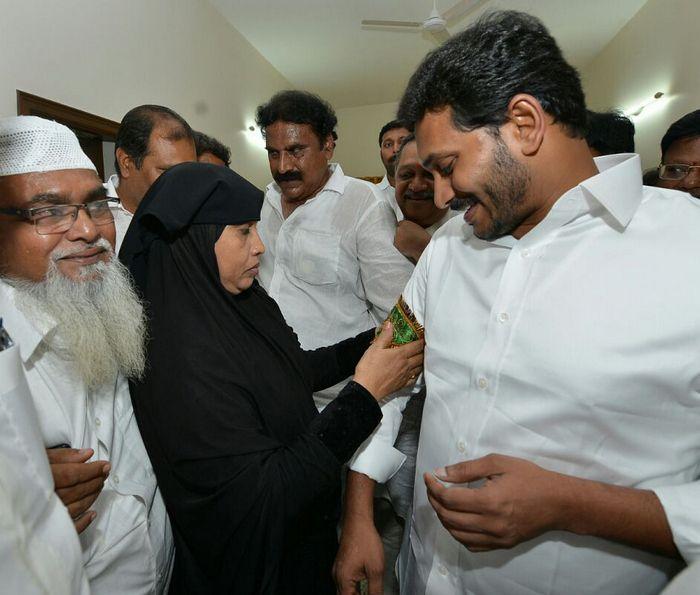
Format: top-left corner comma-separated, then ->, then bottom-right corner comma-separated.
264,121 -> 334,204
380,126 -> 410,180
395,141 -> 445,229
0,169 -> 114,282
657,136 -> 700,198
118,122 -> 196,207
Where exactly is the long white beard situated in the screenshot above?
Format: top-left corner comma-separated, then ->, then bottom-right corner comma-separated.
8,239 -> 146,390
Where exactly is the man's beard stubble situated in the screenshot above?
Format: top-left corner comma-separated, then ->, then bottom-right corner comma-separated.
8,239 -> 146,390
476,136 -> 531,241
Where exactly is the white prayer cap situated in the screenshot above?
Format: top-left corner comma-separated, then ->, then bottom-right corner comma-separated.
0,115 -> 96,177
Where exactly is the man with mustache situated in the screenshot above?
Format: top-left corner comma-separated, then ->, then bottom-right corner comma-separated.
376,120 -> 411,220
0,116 -> 173,593
392,134 -> 457,263
656,110 -> 700,199
336,11 -> 700,595
255,90 -> 413,409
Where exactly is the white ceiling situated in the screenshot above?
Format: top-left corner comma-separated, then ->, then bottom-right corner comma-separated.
209,0 -> 648,109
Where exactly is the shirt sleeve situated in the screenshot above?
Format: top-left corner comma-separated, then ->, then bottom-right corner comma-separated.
356,195 -> 415,322
347,243 -> 432,483
653,482 -> 700,562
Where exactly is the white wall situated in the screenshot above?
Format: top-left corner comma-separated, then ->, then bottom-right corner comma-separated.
582,0 -> 700,170
334,101 -> 399,179
0,0 -> 290,187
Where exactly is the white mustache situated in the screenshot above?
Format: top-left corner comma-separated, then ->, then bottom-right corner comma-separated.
51,237 -> 112,261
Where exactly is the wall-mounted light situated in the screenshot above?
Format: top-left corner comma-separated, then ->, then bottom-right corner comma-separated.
243,123 -> 266,150
625,91 -> 665,118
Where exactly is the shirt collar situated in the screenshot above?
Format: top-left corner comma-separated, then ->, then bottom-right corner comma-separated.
378,175 -> 391,190
579,153 -> 643,227
0,281 -> 55,364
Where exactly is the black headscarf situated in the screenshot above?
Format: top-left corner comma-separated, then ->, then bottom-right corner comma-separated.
121,163 -> 340,593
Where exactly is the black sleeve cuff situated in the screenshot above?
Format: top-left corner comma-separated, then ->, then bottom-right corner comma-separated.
309,380 -> 382,463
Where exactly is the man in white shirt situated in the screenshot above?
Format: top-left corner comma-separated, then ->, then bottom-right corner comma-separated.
0,116 -> 173,593
375,120 -> 410,221
255,90 -> 413,408
105,105 -> 196,250
0,324 -> 89,595
335,11 -> 699,595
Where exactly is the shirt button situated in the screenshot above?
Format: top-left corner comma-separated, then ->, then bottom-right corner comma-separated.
113,474 -> 119,484
438,563 -> 448,576
457,440 -> 466,453
521,248 -> 531,258
497,312 -> 509,323
477,377 -> 488,390
95,417 -> 101,426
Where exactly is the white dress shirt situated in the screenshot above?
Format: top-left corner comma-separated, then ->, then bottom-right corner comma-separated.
258,164 -> 413,406
0,343 -> 90,595
376,174 -> 404,221
0,283 -> 174,594
354,154 -> 700,594
104,174 -> 133,253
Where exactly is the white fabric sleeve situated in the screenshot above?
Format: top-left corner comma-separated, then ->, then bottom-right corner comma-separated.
356,197 -> 414,322
653,482 -> 700,562
347,244 -> 431,483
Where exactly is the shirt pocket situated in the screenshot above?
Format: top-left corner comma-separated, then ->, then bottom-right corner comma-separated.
291,229 -> 340,285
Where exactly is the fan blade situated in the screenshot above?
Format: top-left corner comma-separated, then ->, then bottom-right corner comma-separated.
442,0 -> 489,23
361,19 -> 422,28
431,28 -> 451,43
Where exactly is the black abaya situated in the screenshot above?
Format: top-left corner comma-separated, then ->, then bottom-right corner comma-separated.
119,163 -> 381,594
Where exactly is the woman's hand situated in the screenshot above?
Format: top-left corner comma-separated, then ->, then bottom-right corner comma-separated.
353,322 -> 424,400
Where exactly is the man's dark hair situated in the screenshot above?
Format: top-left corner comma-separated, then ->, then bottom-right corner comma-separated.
397,11 -> 587,138
255,90 -> 338,146
661,110 -> 700,158
378,120 -> 409,146
114,105 -> 193,175
586,110 -> 635,155
395,133 -> 416,166
193,130 -> 231,167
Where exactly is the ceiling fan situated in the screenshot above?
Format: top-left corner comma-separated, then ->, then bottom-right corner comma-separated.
361,0 -> 489,43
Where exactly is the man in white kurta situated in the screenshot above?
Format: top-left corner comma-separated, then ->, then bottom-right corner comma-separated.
335,11 -> 700,595
0,116 -> 173,593
0,331 -> 89,595
256,91 -> 413,408
375,120 -> 410,221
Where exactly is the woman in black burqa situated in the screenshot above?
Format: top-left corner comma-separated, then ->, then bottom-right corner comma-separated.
119,162 -> 423,594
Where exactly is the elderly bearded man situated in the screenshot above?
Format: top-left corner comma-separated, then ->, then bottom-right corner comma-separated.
336,11 -> 700,595
0,116 -> 173,593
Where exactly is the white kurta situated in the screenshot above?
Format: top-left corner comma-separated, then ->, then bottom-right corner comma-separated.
258,163 -> 413,407
104,174 -> 133,253
375,174 -> 403,221
354,154 -> 700,594
0,342 -> 89,595
0,283 -> 174,594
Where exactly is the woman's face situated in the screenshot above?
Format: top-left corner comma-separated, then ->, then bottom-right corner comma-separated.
214,222 -> 265,295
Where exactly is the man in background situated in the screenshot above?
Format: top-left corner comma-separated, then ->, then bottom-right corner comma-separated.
376,120 -> 410,220
193,130 -> 231,167
106,105 -> 196,249
255,90 -> 413,408
656,109 -> 700,198
585,110 -> 635,156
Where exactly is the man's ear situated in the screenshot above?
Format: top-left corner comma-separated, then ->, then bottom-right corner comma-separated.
116,147 -> 133,179
322,134 -> 335,159
505,94 -> 547,157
